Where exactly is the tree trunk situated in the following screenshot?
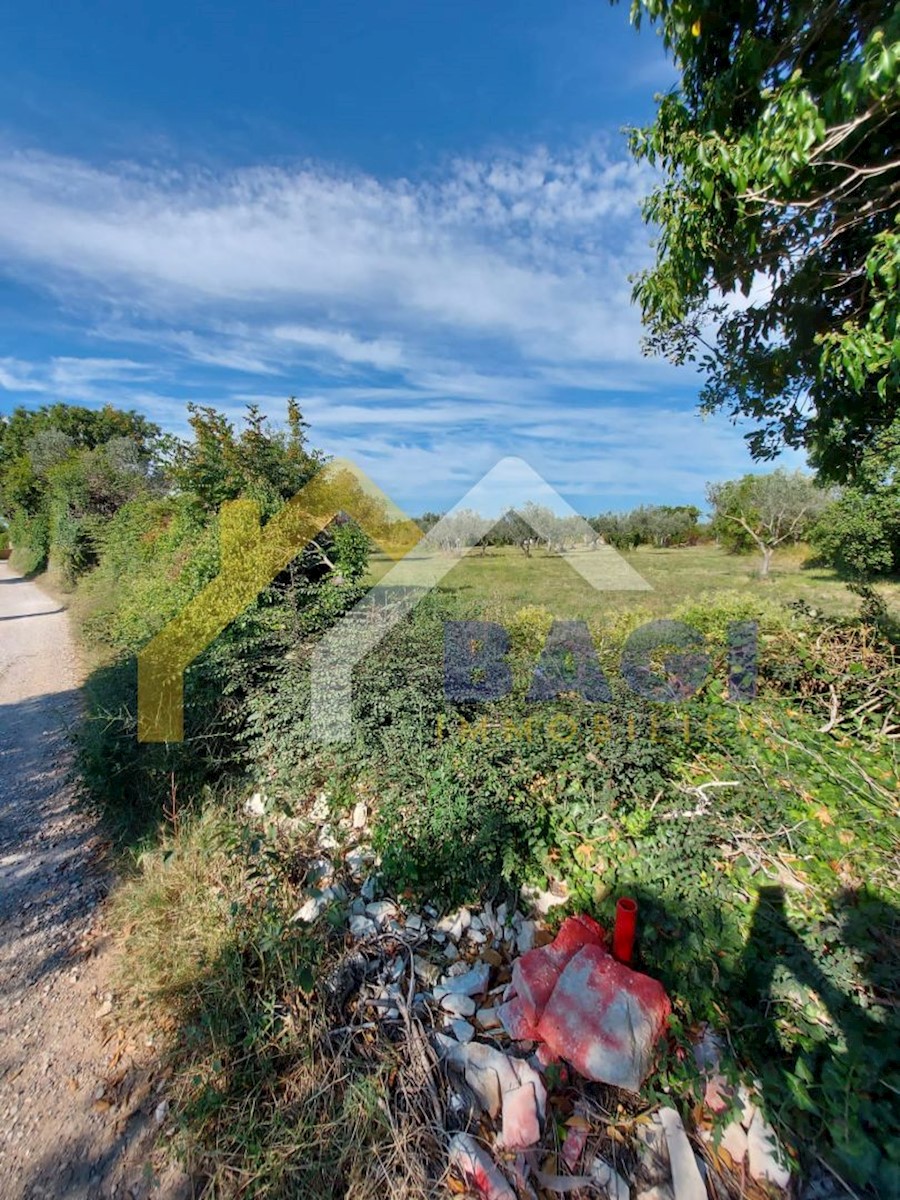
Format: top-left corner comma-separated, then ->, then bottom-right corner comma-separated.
760,545 -> 773,577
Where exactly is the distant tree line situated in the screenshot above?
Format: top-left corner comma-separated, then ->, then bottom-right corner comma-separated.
414,502 -> 703,554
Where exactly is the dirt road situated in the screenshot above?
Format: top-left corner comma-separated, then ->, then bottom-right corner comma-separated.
0,563 -> 186,1199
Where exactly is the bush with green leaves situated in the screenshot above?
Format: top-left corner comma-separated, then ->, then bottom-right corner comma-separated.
812,490 -> 900,579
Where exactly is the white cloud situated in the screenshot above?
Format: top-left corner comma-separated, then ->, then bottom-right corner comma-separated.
0,142 -> 654,366
270,325 -> 405,371
0,139 -> 788,510
0,355 -> 156,400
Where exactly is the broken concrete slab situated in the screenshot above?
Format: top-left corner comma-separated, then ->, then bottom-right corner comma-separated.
511,914 -> 606,1025
657,1107 -> 705,1200
536,945 -> 670,1091
435,1036 -> 546,1149
635,1112 -> 671,1189
497,1055 -> 546,1150
717,1118 -> 749,1165
496,994 -> 541,1040
747,1105 -> 791,1188
448,1132 -> 516,1200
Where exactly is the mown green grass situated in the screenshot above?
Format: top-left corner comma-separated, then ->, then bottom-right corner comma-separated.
370,542 -> 900,621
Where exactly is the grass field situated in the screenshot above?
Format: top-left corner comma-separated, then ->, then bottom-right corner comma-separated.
370,541 -> 900,622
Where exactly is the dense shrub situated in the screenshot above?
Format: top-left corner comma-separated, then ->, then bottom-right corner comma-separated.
812,490 -> 900,579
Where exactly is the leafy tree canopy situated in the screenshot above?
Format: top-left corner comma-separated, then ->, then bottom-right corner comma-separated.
812,416 -> 900,576
626,0 -> 899,482
707,468 -> 829,574
168,400 -> 325,514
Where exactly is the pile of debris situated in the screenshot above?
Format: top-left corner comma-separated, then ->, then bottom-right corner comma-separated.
256,795 -> 794,1198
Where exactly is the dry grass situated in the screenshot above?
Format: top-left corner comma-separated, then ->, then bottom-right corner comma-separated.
109,806 -> 451,1199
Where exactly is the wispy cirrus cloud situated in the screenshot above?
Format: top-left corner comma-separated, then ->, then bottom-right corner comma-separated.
0,138 -> 782,510
0,141 -> 653,364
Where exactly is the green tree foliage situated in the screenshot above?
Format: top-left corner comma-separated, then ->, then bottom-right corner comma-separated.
626,0 -> 900,481
812,418 -> 900,576
707,468 -> 828,574
169,399 -> 324,514
0,404 -> 162,579
592,504 -> 701,549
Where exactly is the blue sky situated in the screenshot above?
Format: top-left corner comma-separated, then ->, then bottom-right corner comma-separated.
0,0 -> 792,514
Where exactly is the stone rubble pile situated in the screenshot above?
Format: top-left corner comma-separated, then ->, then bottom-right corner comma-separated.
251,793 -> 794,1199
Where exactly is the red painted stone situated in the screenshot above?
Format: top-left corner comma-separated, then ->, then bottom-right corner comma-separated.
496,994 -> 541,1040
535,944 -> 670,1091
511,915 -> 606,1024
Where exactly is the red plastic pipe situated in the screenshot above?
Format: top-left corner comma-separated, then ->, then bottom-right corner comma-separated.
612,896 -> 638,964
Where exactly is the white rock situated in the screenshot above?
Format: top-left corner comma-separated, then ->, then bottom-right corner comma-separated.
446,960 -> 471,977
515,921 -> 536,954
405,914 -> 424,932
437,907 -> 471,941
352,801 -> 368,829
365,900 -> 398,927
747,1107 -> 791,1188
449,1019 -> 475,1043
467,929 -> 487,944
440,993 -> 477,1018
293,895 -> 326,924
349,897 -> 367,917
476,1007 -> 503,1030
520,883 -> 569,916
360,875 -> 378,902
244,792 -> 267,817
719,1119 -> 749,1165
658,1107 -> 706,1200
154,1099 -> 169,1125
444,943 -> 459,962
349,914 -> 378,939
589,1156 -> 630,1200
434,963 -> 491,998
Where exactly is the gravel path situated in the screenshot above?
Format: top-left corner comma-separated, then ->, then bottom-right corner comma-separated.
0,563 -> 189,1200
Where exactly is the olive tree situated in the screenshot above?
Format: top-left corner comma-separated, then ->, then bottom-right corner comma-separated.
707,469 -> 828,576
